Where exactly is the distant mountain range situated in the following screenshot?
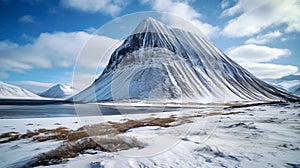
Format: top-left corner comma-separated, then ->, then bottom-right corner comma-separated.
72,17 -> 299,103
264,74 -> 300,95
0,82 -> 42,99
0,82 -> 78,100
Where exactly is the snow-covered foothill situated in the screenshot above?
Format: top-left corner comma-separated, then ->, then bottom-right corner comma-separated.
39,84 -> 77,99
0,82 -> 42,99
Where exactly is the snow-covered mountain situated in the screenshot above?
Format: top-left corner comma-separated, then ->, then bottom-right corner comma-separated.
0,82 -> 42,99
264,74 -> 300,95
276,74 -> 300,82
39,84 -> 77,99
72,17 -> 299,103
293,86 -> 300,95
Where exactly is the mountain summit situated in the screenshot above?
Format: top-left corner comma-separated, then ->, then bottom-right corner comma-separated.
73,17 -> 299,103
40,84 -> 76,99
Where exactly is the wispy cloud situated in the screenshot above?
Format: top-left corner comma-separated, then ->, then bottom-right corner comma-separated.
60,0 -> 130,16
18,81 -> 55,88
239,63 -> 298,79
11,81 -> 55,93
220,0 -> 243,17
221,0 -> 300,37
84,27 -> 97,34
245,31 -> 282,45
21,33 -> 34,41
18,15 -> 36,23
227,44 -> 297,78
221,0 -> 230,9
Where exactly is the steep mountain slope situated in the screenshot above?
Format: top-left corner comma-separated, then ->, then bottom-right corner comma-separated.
72,17 -> 299,103
40,84 -> 76,99
0,82 -> 42,99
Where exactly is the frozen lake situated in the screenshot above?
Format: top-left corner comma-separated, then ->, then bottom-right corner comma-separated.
0,104 -> 77,119
0,103 -> 185,119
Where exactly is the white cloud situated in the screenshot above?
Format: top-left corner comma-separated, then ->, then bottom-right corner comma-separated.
71,37 -> 123,91
76,36 -> 122,70
222,0 -> 300,37
18,15 -> 36,23
227,44 -> 297,78
141,0 -> 219,38
70,72 -> 98,91
21,33 -> 34,41
18,81 -> 55,88
239,63 -> 298,79
11,81 -> 55,93
220,0 -> 243,17
228,44 -> 291,63
84,27 -> 97,34
0,31 -> 121,78
245,31 -> 282,44
221,0 -> 230,9
60,0 -> 129,16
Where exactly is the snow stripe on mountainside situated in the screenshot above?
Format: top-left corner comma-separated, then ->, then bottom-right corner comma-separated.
39,84 -> 77,99
72,17 -> 299,103
0,82 -> 42,99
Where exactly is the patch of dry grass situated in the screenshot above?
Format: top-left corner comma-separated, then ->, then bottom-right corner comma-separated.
23,136 -> 142,167
0,131 -> 20,143
0,111 -> 241,144
33,127 -> 89,142
0,129 -> 42,143
108,117 -> 177,133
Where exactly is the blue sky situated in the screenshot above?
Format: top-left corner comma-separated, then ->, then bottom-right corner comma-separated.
0,0 -> 299,93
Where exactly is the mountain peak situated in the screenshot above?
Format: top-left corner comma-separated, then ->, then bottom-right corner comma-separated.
132,17 -> 169,35
39,83 -> 76,99
143,17 -> 157,23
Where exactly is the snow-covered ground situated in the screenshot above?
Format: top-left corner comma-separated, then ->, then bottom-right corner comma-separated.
0,103 -> 299,167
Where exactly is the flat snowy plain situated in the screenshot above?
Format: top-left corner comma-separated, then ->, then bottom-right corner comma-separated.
0,103 -> 299,168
